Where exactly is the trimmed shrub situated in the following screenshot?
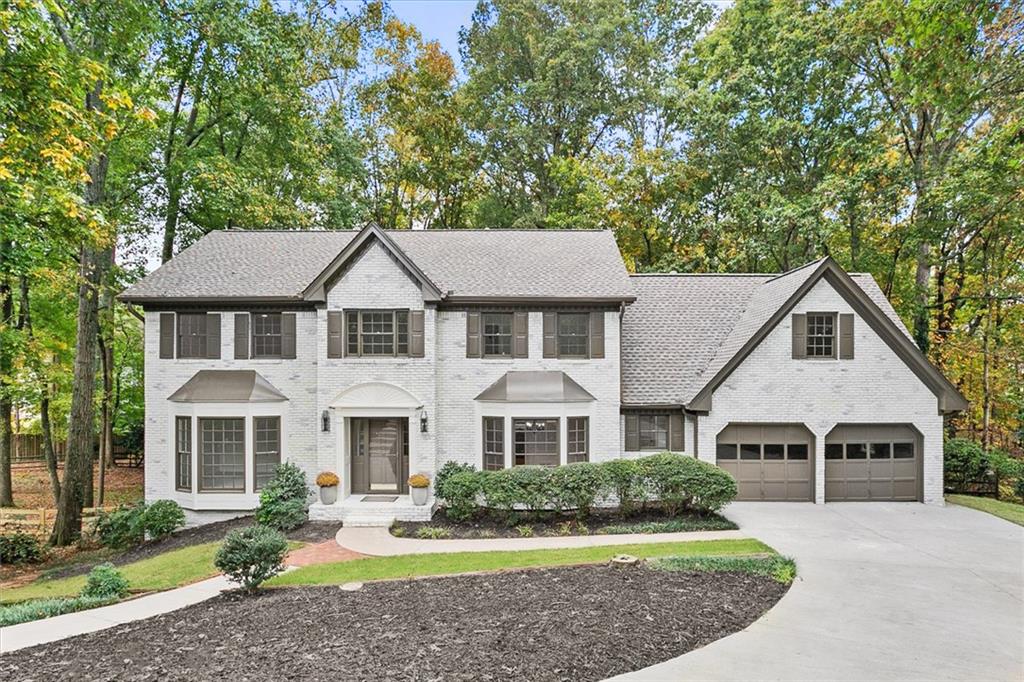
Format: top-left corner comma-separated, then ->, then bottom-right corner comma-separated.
440,470 -> 482,522
256,462 -> 310,530
142,500 -> 186,540
479,467 -> 552,524
435,460 -> 476,501
548,462 -> 607,519
0,532 -> 43,564
638,453 -> 736,514
0,596 -> 116,627
944,438 -> 988,487
600,459 -> 645,515
80,563 -> 130,599
215,525 -> 289,591
94,503 -> 146,549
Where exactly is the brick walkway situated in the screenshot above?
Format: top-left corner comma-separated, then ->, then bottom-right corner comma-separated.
285,539 -> 364,567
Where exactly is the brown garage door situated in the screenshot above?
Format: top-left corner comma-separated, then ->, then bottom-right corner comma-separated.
825,424 -> 920,501
716,424 -> 813,501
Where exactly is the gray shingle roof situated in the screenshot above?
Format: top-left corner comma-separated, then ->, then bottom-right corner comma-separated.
120,229 -> 635,303
621,263 -> 912,406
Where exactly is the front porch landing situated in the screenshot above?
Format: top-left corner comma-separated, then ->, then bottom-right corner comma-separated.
309,494 -> 434,527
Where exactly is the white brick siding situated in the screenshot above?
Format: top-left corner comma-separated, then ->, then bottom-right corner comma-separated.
143,240 -> 947,522
696,278 -> 944,504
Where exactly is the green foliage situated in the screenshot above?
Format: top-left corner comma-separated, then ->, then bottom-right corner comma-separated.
95,500 -> 186,548
80,563 -> 130,600
445,454 -> 736,525
652,554 -> 797,585
142,500 -> 186,540
0,532 -> 43,564
601,459 -> 645,516
414,526 -> 452,540
256,462 -> 310,531
94,503 -> 147,549
435,461 -> 476,500
944,439 -> 1023,497
436,469 -> 483,523
215,525 -> 289,591
0,596 -> 117,628
548,462 -> 607,520
638,453 -> 737,515
595,516 -> 737,535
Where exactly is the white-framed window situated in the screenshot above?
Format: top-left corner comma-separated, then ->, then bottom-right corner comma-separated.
513,418 -> 559,466
483,416 -> 504,470
198,417 -> 246,492
567,416 -> 588,463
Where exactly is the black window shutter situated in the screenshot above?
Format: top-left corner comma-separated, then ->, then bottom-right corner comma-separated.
625,414 -> 639,452
792,313 -> 807,359
589,311 -> 605,359
206,313 -> 221,359
513,312 -> 529,358
466,311 -> 481,358
234,313 -> 249,359
410,310 -> 425,357
327,311 -> 343,358
839,313 -> 854,359
159,313 -> 175,359
669,413 -> 684,452
542,312 -> 557,358
281,313 -> 296,359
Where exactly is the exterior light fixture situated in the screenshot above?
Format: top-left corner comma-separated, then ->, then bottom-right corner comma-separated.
420,409 -> 428,433
321,410 -> 330,432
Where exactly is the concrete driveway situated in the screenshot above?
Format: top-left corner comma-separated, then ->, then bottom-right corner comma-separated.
613,502 -> 1024,682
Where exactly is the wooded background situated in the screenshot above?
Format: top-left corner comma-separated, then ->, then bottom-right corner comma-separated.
1,0 -> 1021,541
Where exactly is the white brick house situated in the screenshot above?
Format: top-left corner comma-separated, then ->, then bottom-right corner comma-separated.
121,225 -> 966,525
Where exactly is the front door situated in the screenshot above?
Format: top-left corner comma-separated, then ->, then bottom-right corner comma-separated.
350,418 -> 408,494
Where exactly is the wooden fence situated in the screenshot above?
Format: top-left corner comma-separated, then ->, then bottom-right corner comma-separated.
0,506 -> 117,539
11,434 -> 67,462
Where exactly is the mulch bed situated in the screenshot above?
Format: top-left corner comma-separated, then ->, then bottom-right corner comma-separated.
392,507 -> 737,539
0,564 -> 787,681
43,518 -> 341,580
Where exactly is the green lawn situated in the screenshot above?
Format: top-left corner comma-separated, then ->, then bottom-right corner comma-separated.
269,538 -> 773,587
1,541 -> 223,604
947,494 -> 1024,527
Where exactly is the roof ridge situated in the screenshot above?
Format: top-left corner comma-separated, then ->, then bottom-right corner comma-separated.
216,228 -> 613,234
630,272 -> 774,278
765,257 -> 828,282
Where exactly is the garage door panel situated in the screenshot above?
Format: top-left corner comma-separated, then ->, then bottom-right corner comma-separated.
716,423 -> 813,502
825,424 -> 919,502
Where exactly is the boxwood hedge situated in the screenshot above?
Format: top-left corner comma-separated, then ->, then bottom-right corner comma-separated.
435,453 -> 736,525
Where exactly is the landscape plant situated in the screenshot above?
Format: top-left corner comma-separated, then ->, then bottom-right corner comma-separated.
256,462 -> 310,530
0,532 -> 43,564
80,563 -> 130,600
94,503 -> 147,549
434,453 -> 737,525
142,500 -> 186,539
215,525 -> 289,591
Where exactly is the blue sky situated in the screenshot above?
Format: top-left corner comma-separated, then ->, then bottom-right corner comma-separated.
343,0 -> 478,70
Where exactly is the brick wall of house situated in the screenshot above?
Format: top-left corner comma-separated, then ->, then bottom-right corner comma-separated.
697,277 -> 944,504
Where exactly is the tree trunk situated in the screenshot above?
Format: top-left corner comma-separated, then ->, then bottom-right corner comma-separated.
41,392 -> 61,505
912,241 -> 931,353
50,141 -> 109,544
161,177 -> 181,263
0,242 -> 14,507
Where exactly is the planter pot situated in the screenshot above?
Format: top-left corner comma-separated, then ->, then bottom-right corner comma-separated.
410,486 -> 429,506
320,485 -> 338,506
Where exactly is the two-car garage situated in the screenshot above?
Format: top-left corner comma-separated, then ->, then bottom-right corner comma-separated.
715,422 -> 922,502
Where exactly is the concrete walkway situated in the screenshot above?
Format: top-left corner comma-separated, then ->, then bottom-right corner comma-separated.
334,526 -> 747,556
0,575 -> 234,654
612,502 -> 1024,682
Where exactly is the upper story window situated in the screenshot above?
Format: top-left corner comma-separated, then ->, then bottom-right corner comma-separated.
542,311 -> 604,359
252,313 -> 282,358
177,313 -> 209,358
345,309 -> 410,357
806,313 -> 836,358
557,313 -> 589,357
482,313 -> 513,357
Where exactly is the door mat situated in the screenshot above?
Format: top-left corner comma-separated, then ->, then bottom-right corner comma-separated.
361,495 -> 399,503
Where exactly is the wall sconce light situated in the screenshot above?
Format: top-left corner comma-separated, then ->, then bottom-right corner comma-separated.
420,409 -> 428,433
321,410 -> 330,432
